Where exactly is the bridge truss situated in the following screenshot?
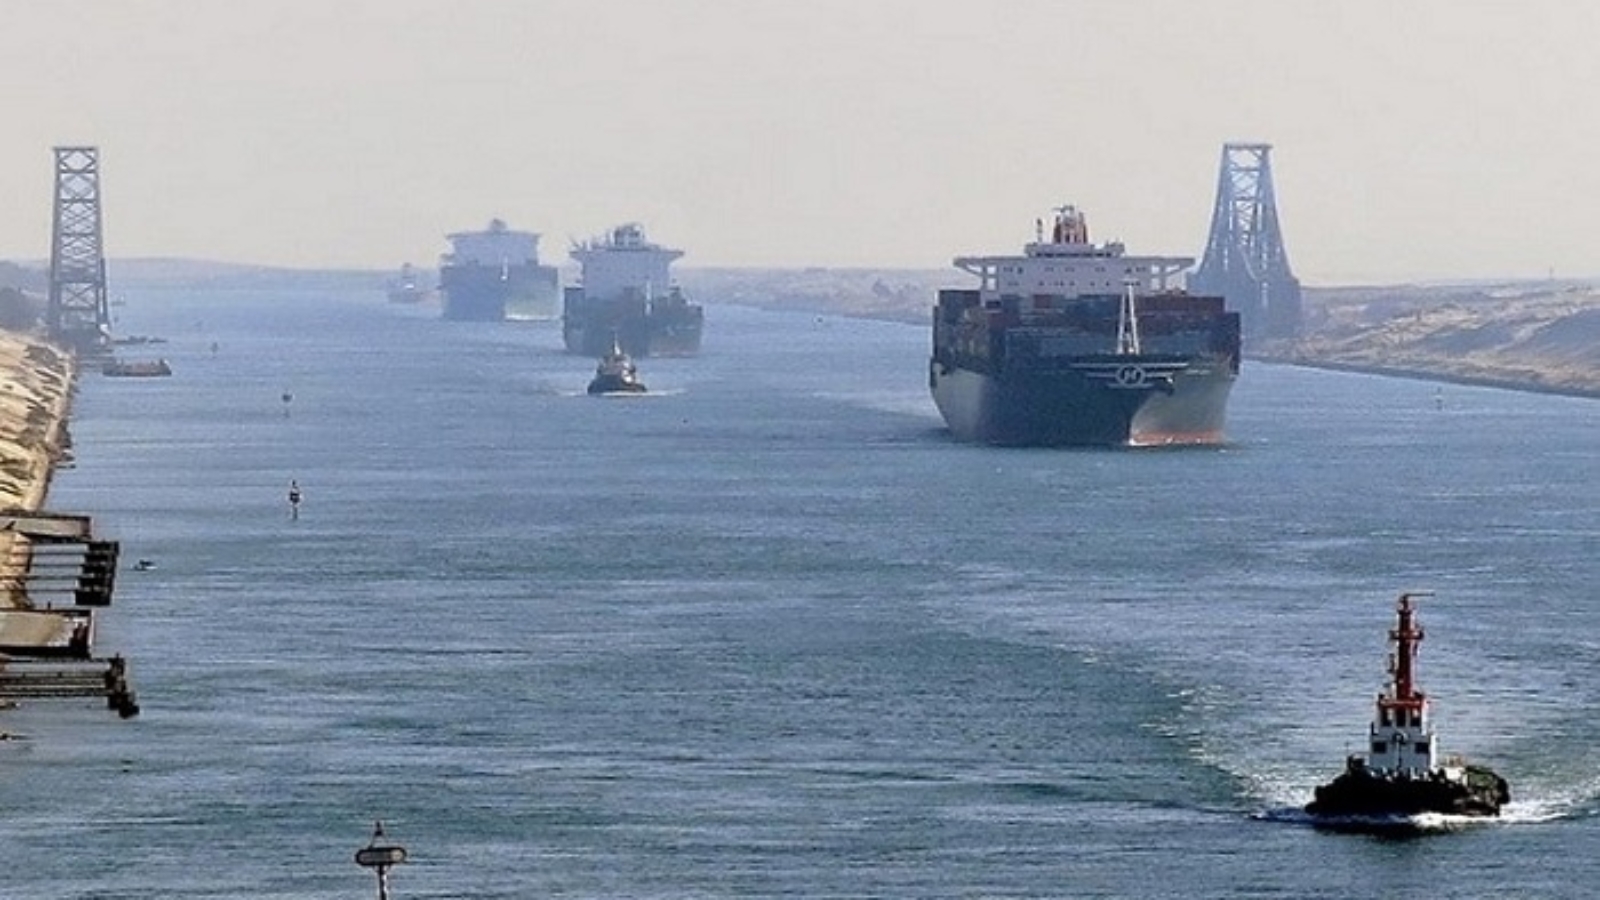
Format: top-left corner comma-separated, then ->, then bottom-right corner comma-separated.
1192,143 -> 1302,339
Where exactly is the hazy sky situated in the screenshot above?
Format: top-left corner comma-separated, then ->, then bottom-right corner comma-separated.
3,1 -> 1597,283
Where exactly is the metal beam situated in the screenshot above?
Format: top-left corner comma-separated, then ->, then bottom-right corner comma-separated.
47,146 -> 112,354
1192,143 -> 1302,339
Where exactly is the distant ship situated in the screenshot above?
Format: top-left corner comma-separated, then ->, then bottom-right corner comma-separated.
438,219 -> 560,321
385,263 -> 430,304
563,222 -> 703,357
1306,592 -> 1510,823
587,340 -> 648,395
101,358 -> 172,377
930,205 -> 1240,447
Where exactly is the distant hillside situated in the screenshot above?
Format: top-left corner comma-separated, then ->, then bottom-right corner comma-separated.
679,267 -> 950,325
1258,282 -> 1600,398
107,258 -> 387,292
2,257 -> 391,294
0,261 -> 45,293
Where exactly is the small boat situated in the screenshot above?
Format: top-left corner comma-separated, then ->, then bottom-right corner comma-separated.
386,262 -> 431,304
587,342 -> 647,395
1305,592 -> 1510,824
101,358 -> 172,377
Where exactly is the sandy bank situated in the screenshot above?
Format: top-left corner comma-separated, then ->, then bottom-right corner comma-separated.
0,331 -> 76,617
1249,352 -> 1600,401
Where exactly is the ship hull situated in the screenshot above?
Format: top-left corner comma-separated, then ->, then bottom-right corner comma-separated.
439,263 -> 559,322
1306,765 -> 1510,820
563,288 -> 703,358
587,375 -> 647,395
929,356 -> 1234,447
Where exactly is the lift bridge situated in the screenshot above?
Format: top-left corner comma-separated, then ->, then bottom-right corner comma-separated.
47,146 -> 112,355
1191,143 -> 1302,339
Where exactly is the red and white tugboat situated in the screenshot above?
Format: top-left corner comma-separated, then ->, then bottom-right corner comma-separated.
1306,592 -> 1510,821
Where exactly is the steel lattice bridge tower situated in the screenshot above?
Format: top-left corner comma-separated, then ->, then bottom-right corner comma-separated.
1192,142 -> 1302,339
48,146 -> 112,354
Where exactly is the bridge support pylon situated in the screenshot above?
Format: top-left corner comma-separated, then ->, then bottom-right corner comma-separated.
1192,142 -> 1302,339
47,146 -> 112,355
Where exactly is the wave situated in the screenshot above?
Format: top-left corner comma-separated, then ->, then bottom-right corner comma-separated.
1254,806 -> 1509,835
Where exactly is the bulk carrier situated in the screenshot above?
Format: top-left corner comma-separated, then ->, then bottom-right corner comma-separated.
438,219 -> 560,321
930,205 -> 1240,447
563,222 -> 703,357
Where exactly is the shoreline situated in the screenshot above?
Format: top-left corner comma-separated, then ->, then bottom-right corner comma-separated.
1248,353 -> 1600,401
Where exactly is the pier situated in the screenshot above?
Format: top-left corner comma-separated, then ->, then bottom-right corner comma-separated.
0,511 -> 138,717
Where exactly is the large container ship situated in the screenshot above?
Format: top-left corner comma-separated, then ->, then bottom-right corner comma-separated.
930,205 -> 1240,447
438,219 -> 560,321
563,222 -> 703,357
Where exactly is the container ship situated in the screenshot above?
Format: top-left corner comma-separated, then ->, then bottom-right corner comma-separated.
563,222 -> 703,357
438,219 -> 560,321
930,205 -> 1240,447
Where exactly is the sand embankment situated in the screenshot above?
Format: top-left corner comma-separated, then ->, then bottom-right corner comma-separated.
1255,282 -> 1600,399
0,331 -> 76,618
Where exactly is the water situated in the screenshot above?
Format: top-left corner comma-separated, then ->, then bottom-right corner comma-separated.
3,287 -> 1597,898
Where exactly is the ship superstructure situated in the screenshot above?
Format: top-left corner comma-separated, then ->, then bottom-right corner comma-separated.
563,222 -> 703,357
1305,592 -> 1509,822
930,205 -> 1240,446
438,219 -> 560,321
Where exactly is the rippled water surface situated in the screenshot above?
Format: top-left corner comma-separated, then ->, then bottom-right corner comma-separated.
3,288 -> 1597,898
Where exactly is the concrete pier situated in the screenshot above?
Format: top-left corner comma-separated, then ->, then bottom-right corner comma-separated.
0,328 -> 138,718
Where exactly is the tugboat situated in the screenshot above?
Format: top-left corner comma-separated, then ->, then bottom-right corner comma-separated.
1306,592 -> 1510,822
587,340 -> 647,395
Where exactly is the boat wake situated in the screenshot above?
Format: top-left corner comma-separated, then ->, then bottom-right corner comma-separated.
1252,794 -> 1575,833
1253,805 -> 1500,835
588,388 -> 683,398
553,388 -> 685,398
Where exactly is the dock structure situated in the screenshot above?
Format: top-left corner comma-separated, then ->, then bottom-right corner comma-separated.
0,654 -> 138,718
0,511 -> 137,717
0,512 -> 117,607
1192,142 -> 1303,339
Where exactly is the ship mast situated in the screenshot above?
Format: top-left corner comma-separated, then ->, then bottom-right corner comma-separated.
1388,592 -> 1427,703
1117,278 -> 1142,355
1369,591 -> 1438,774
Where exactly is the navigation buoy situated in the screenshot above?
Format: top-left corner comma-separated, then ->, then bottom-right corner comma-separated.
354,821 -> 407,900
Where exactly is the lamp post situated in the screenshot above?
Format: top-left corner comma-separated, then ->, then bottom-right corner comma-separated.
354,821 -> 407,900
